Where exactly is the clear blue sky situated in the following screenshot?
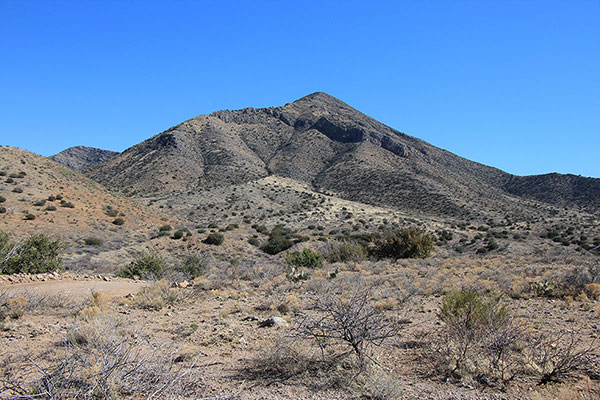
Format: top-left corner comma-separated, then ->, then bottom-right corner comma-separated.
1,0 -> 598,177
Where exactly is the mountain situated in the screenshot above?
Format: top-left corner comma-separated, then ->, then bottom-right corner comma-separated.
84,92 -> 600,218
50,146 -> 119,170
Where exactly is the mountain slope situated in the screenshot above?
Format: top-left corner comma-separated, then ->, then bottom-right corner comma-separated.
84,92 -> 600,217
50,146 -> 118,170
0,146 -> 180,270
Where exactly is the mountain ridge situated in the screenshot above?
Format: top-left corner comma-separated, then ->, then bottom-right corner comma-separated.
81,92 -> 599,216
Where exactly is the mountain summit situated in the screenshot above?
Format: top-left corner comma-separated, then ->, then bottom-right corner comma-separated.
83,93 -> 600,217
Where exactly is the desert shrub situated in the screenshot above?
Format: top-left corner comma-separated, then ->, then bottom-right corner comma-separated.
134,280 -> 181,310
33,199 -> 46,207
0,195 -> 5,203
560,264 -> 600,295
585,283 -> 600,300
295,282 -> 401,368
0,293 -> 27,320
84,237 -> 103,246
60,200 -> 75,208
528,330 -> 596,384
112,217 -> 125,225
0,232 -> 63,274
247,237 -> 260,247
104,207 -> 119,217
245,338 -> 322,383
260,225 -> 293,255
371,227 -> 433,259
254,224 -> 268,234
45,205 -> 57,211
0,207 -> 6,214
285,248 -> 323,269
204,233 -> 224,246
5,314 -> 202,398
159,224 -> 172,232
225,223 -> 238,231
12,187 -> 23,193
437,289 -> 525,383
172,230 -> 184,240
261,235 -> 292,255
24,213 -> 36,220
116,252 -> 167,280
322,240 -> 367,263
175,254 -> 209,279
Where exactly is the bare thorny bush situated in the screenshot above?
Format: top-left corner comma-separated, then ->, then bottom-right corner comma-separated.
1,289 -> 76,323
0,314 -> 203,399
434,289 -> 597,387
247,278 -> 409,390
294,282 -> 404,368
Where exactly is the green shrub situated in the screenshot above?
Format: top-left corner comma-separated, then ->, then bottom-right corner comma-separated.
12,187 -> 23,193
172,230 -> 184,240
248,237 -> 260,247
159,224 -> 172,232
60,200 -> 75,208
0,231 -> 63,274
438,289 -> 514,379
116,252 -> 167,280
285,248 -> 323,269
371,227 -> 433,259
439,289 -> 507,329
24,213 -> 36,220
0,195 -> 5,203
175,254 -> 209,278
204,233 -> 224,246
33,199 -> 46,207
84,237 -> 103,246
260,236 -> 293,254
225,223 -> 238,231
112,217 -> 125,226
260,225 -> 294,255
0,207 -> 5,214
45,205 -> 57,211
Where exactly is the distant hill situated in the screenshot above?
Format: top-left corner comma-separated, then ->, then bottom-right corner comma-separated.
50,146 -> 118,170
83,92 -> 600,217
0,146 -> 179,270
